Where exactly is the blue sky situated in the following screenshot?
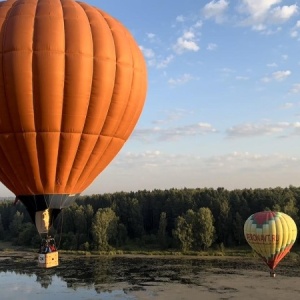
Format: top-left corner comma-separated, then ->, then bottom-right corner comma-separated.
2,0 -> 300,197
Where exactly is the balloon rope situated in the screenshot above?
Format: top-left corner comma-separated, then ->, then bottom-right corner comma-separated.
36,195 -> 43,240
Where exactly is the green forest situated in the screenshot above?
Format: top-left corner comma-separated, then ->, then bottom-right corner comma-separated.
0,186 -> 299,253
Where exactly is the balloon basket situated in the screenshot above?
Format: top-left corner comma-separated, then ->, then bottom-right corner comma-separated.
269,270 -> 276,278
38,251 -> 59,268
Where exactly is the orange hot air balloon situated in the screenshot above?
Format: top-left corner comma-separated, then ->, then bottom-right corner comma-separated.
244,211 -> 297,277
0,0 -> 147,234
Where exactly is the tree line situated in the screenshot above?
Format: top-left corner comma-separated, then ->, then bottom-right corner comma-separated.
0,186 -> 299,252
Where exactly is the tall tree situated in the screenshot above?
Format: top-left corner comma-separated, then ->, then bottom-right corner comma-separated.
194,207 -> 215,250
0,215 -> 4,239
173,214 -> 193,252
92,208 -> 118,250
157,212 -> 167,249
84,204 -> 95,241
216,197 -> 231,245
9,211 -> 24,238
232,212 -> 244,245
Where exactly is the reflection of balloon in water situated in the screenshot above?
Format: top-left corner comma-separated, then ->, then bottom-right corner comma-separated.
0,0 -> 147,234
244,211 -> 297,276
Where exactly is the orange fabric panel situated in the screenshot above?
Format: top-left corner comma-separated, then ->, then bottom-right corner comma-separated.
61,0 -> 93,133
33,52 -> 65,132
80,5 -> 116,135
4,51 -> 34,131
77,137 -> 125,191
55,133 -> 82,194
17,133 -> 44,193
0,134 -> 21,192
36,133 -> 60,193
0,0 -> 147,196
0,0 -> 17,133
0,133 -> 29,193
100,12 -> 136,137
33,0 -> 65,132
76,136 -> 124,191
65,133 -> 100,191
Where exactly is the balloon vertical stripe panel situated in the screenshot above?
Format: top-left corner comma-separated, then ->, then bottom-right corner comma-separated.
16,133 -> 43,193
244,211 -> 297,270
79,5 -> 116,135
61,2 -> 93,133
77,137 -> 125,192
274,215 -> 283,254
33,0 -> 65,132
0,134 -> 29,192
55,133 -> 82,194
0,0 -> 14,134
3,1 -> 36,133
269,219 -> 276,262
76,136 -> 122,192
0,135 -> 20,192
64,133 -> 99,192
99,23 -> 134,136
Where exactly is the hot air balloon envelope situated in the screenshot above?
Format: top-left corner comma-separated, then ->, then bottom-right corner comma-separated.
0,0 -> 147,234
244,211 -> 297,271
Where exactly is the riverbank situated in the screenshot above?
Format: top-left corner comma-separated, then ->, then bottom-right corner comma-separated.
0,240 -> 299,262
128,268 -> 300,300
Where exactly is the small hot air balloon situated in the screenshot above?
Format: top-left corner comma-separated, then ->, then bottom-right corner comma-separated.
244,211 -> 297,277
0,0 -> 147,237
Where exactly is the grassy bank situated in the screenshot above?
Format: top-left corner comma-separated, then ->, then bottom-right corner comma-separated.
1,240 -> 299,264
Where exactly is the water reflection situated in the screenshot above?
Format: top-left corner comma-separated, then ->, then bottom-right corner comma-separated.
0,253 -> 298,299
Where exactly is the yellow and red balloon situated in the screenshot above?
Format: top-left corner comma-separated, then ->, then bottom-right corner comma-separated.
244,211 -> 297,271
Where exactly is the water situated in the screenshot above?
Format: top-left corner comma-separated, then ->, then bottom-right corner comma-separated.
0,273 -> 134,300
0,252 -> 298,299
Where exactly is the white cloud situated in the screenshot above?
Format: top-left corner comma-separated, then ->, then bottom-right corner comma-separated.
193,21 -> 203,28
168,73 -> 195,85
88,149 -> 300,194
226,121 -> 299,138
140,46 -> 155,59
203,0 -> 229,23
239,0 -> 281,18
221,67 -> 235,73
156,55 -> 174,69
128,150 -> 268,171
235,75 -> 250,80
205,151 -> 300,175
280,102 -> 294,109
290,20 -> 300,38
290,83 -> 300,94
252,24 -> 266,31
158,123 -> 216,141
139,46 -> 174,69
272,70 -> 291,80
266,62 -> 278,67
269,5 -> 298,23
261,70 -> 291,82
146,33 -> 156,40
261,76 -> 271,83
132,122 -> 216,142
290,30 -> 298,38
176,15 -> 185,22
152,109 -> 194,125
207,43 -> 217,50
173,31 -> 200,54
238,0 -> 298,32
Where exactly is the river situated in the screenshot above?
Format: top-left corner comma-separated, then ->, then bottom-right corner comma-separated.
0,251 -> 299,299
